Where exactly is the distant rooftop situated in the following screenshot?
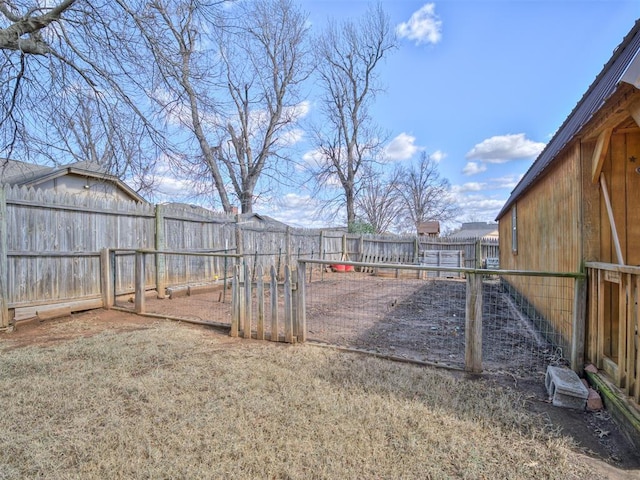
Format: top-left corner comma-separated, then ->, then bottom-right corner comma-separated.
449,222 -> 498,239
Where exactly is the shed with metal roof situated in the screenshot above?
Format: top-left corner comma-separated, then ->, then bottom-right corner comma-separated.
495,19 -> 640,443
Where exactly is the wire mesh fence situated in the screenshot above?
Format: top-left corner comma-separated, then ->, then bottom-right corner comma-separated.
112,251 -> 237,326
301,260 -> 581,378
116,252 -> 581,379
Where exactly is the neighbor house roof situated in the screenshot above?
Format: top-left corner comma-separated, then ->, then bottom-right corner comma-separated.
417,221 -> 440,236
0,159 -> 145,202
449,222 -> 499,239
496,19 -> 640,220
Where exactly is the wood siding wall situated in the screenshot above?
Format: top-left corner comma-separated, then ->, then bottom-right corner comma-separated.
498,143 -> 582,346
598,131 -> 640,265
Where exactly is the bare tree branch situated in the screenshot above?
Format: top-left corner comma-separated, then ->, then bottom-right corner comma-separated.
394,152 -> 459,234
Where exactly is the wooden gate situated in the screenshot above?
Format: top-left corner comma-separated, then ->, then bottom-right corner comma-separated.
230,263 -> 306,343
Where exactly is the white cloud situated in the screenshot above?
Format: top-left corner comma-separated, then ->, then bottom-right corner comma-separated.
258,193 -> 338,228
462,161 -> 487,176
451,182 -> 486,193
491,173 -> 523,190
465,133 -> 545,164
430,150 -> 446,163
276,128 -> 305,147
396,4 -> 443,46
383,132 -> 421,161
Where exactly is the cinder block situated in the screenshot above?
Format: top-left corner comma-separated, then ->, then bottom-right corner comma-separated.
545,366 -> 589,410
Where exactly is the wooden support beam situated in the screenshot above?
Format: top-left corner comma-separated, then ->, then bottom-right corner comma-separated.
0,187 -> 8,328
571,277 -> 587,374
100,248 -> 113,309
600,173 -> 624,265
628,99 -> 640,128
591,128 -> 612,184
134,251 -> 145,314
465,273 -> 483,373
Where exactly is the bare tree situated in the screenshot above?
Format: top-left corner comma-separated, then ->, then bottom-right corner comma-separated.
356,168 -> 401,234
47,94 -> 160,196
310,3 -> 395,227
395,152 -> 459,234
216,0 -> 311,213
0,0 -> 164,189
136,0 -> 310,213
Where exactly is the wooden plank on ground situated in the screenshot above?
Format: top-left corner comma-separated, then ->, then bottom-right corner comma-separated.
37,305 -> 71,321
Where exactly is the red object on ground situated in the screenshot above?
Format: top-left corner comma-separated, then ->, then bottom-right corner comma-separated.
330,264 -> 354,272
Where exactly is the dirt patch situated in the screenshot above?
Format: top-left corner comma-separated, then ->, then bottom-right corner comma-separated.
305,273 -> 563,375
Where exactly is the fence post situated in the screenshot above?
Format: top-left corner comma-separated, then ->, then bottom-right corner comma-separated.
465,272 -> 483,373
270,265 -> 279,342
235,215 -> 243,261
342,234 -> 347,260
284,265 -> 293,343
296,261 -> 307,342
134,251 -> 146,314
285,227 -> 292,267
243,262 -> 252,339
320,231 -> 325,281
571,276 -> 587,374
155,204 -> 166,299
256,265 -> 265,340
230,265 -> 239,337
474,239 -> 482,268
100,248 -> 113,309
0,187 -> 8,328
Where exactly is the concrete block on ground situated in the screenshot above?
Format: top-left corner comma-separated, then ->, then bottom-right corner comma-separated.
545,365 -> 589,410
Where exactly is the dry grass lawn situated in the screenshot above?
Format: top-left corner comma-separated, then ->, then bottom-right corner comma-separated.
0,316 -> 602,479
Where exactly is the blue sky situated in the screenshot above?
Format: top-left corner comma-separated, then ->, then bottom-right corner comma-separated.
248,0 -> 639,230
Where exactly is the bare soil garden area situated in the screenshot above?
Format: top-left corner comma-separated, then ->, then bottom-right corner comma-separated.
305,272 -> 560,375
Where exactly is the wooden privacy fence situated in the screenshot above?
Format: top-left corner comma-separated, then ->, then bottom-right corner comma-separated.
0,184 -> 500,329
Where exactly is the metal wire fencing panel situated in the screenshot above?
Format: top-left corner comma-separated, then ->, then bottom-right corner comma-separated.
481,275 -> 574,377
304,268 -> 467,369
302,260 -> 580,378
